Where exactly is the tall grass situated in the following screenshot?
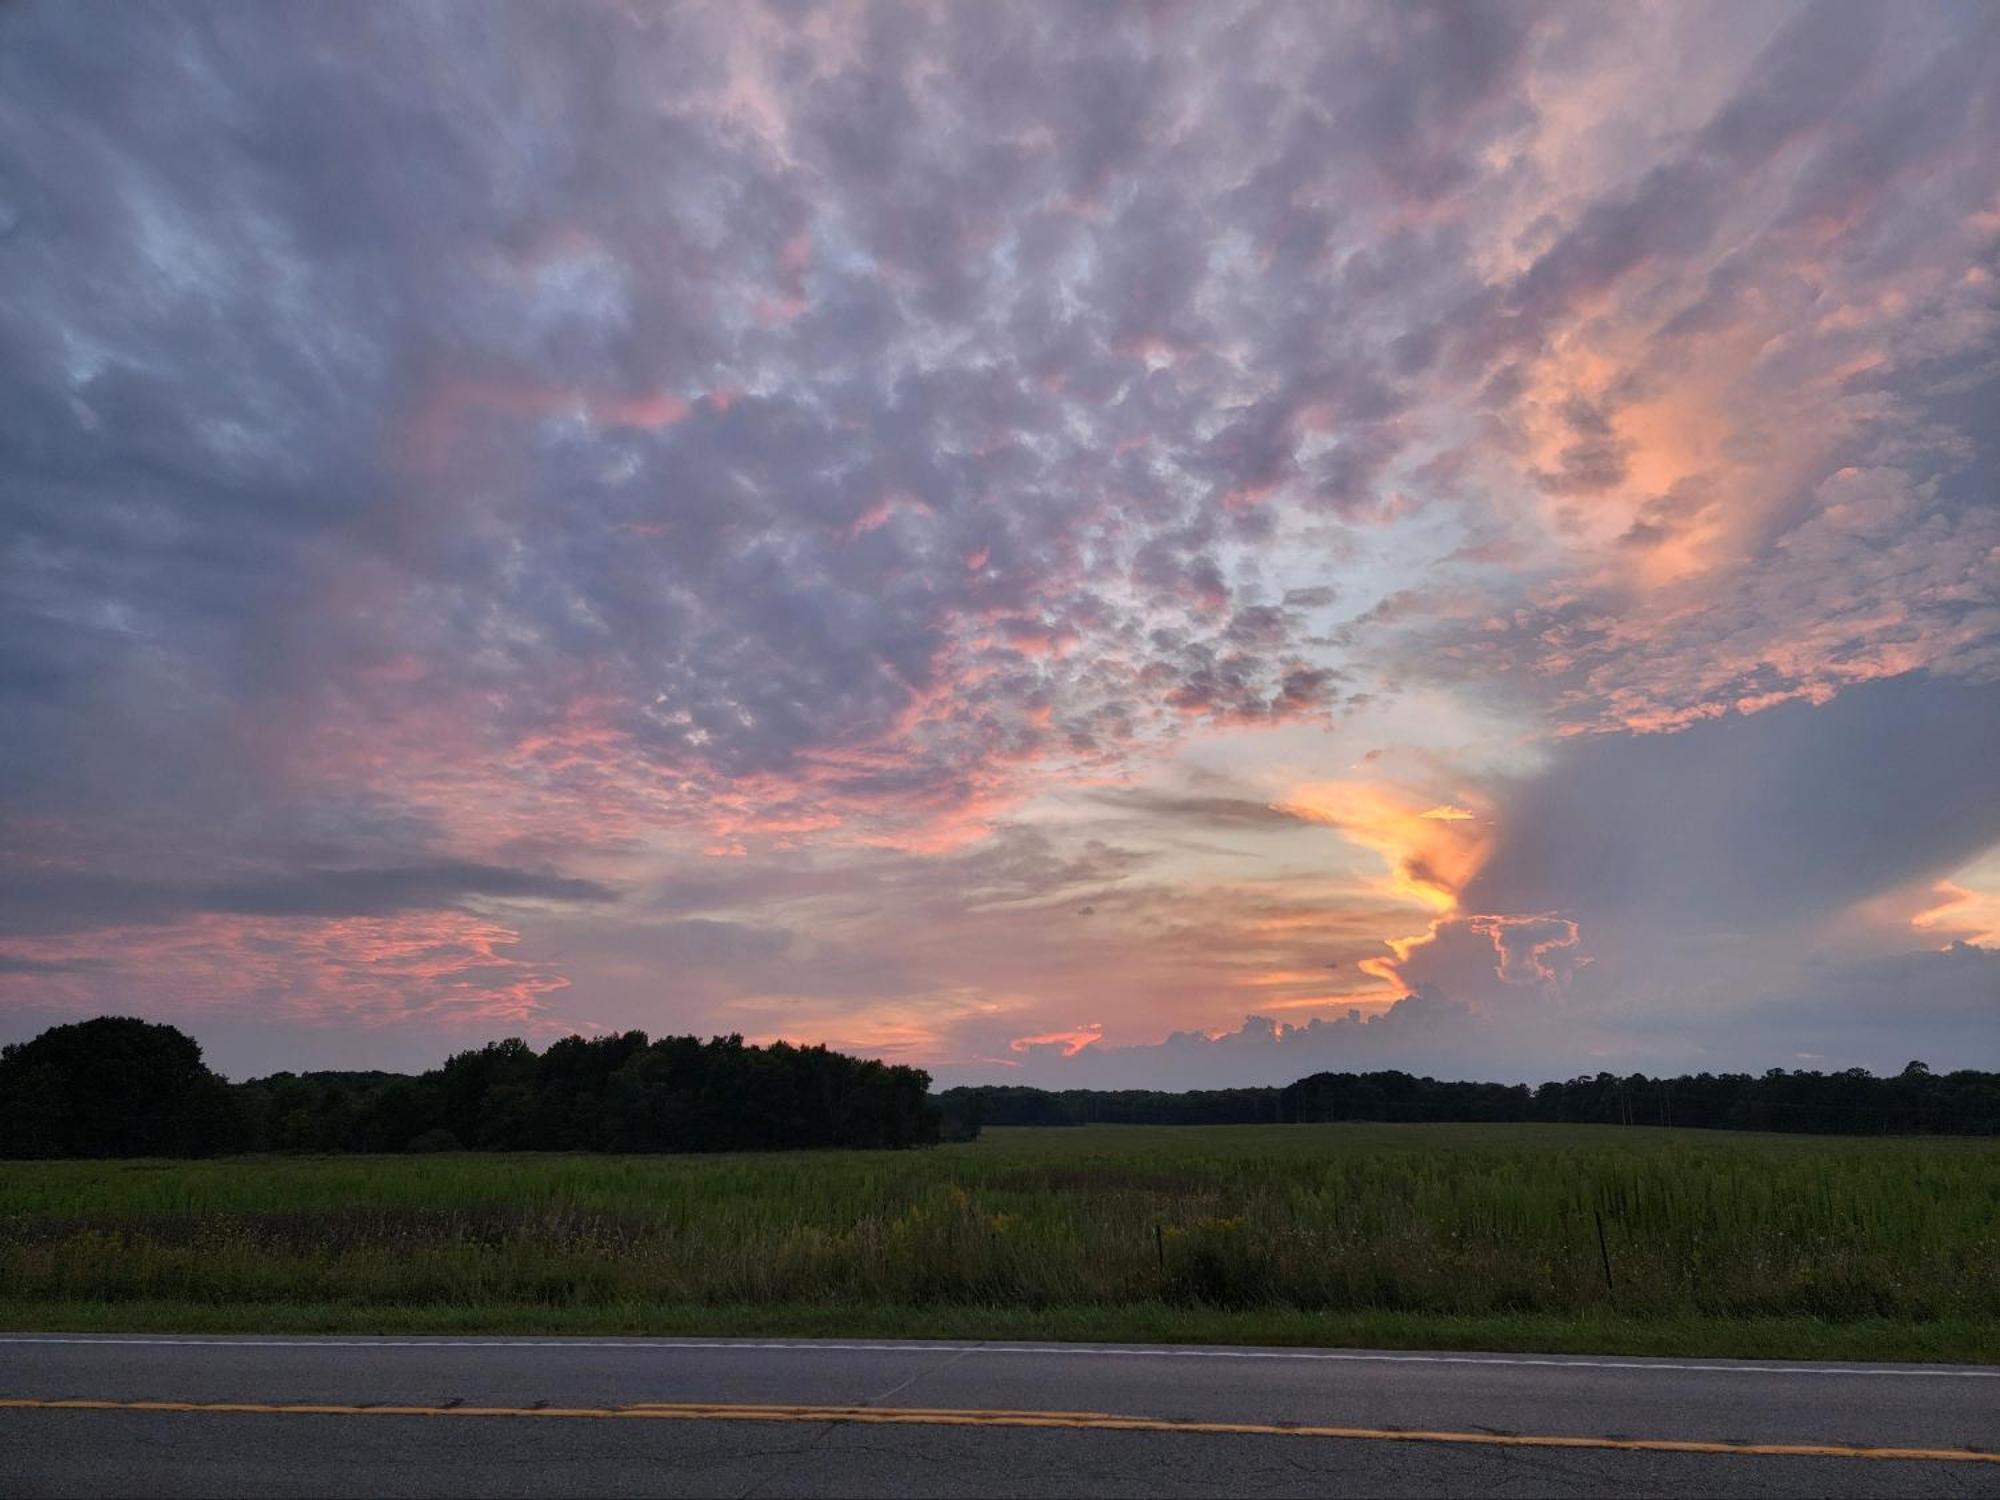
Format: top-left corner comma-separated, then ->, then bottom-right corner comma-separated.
2,1125 -> 1994,1329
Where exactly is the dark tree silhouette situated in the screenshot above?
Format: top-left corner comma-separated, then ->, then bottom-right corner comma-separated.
0,1016 -> 240,1158
222,1028 -> 941,1156
7,1015 -> 1995,1159
940,1064 -> 2000,1136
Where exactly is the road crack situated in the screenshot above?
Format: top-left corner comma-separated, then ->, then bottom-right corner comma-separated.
860,1340 -> 987,1408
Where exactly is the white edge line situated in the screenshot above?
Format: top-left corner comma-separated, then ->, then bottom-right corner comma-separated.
0,1335 -> 1994,1378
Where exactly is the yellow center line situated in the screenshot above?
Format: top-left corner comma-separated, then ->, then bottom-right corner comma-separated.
0,1398 -> 1991,1463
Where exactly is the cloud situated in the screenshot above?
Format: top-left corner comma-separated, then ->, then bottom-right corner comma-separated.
1009,1025 -> 1103,1059
1466,674 -> 2000,934
1081,791 -> 1316,832
0,955 -> 108,976
1278,781 -> 1493,913
961,937 -> 2000,1091
0,910 -> 575,1045
0,2 -> 1995,1074
942,997 -> 1578,1091
1359,4 -> 2000,736
0,864 -> 615,938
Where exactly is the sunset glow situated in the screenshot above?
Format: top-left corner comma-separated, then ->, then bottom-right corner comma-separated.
1,1 -> 1995,1084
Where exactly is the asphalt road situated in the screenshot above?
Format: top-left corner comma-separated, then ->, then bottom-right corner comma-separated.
1,1334 -> 1995,1498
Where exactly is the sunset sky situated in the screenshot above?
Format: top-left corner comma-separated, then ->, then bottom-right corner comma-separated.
2,1 -> 1996,1085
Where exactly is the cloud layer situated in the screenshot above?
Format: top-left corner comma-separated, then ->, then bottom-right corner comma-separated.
1,2 -> 1995,1078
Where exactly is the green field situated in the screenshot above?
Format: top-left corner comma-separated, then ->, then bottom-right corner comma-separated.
3,1124 -> 1996,1361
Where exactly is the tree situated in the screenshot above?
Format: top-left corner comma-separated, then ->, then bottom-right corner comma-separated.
0,1016 -> 239,1158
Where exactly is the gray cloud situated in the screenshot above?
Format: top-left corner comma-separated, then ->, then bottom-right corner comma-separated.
0,955 -> 109,976
1082,791 -> 1315,832
1467,674 -> 2000,933
0,863 -> 615,937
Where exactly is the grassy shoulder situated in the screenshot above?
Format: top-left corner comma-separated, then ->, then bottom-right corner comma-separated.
1,1299 -> 1991,1364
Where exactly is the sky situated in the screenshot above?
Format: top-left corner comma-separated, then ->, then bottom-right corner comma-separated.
1,1 -> 1996,1086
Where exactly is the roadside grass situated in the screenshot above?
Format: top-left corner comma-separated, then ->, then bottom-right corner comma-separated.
3,1125 -> 1995,1361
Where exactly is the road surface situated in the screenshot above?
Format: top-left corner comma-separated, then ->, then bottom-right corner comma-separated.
1,1334 -> 1994,1497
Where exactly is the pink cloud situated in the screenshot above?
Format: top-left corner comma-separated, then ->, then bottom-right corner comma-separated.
0,912 -> 572,1036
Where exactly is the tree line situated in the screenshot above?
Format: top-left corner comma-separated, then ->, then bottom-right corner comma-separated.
6,1017 -> 1996,1159
0,1017 -> 946,1158
937,1061 -> 2000,1136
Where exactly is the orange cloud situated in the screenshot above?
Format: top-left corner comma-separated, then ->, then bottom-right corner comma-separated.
1276,781 -> 1492,914
1263,780 -> 1592,1015
1912,879 -> 2000,949
1010,1025 -> 1103,1057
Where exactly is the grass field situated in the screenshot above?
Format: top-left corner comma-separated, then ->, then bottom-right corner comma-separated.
3,1124 -> 1996,1361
